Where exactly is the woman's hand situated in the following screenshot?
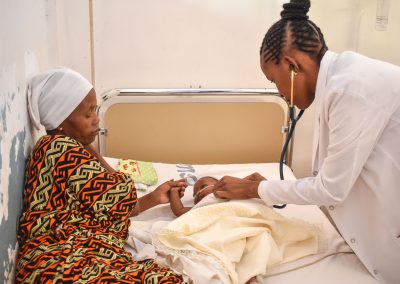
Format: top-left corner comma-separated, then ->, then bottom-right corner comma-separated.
152,179 -> 187,204
213,176 -> 260,200
130,179 -> 187,217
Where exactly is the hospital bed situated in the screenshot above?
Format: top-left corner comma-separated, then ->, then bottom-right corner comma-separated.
98,89 -> 377,284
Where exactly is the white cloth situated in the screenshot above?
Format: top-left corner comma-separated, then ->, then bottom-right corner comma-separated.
27,67 -> 93,130
258,51 -> 400,284
156,198 -> 325,284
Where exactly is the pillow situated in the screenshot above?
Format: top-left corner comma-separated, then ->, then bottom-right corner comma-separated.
118,159 -> 158,186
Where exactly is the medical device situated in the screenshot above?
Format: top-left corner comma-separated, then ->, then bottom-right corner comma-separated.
274,65 -> 304,209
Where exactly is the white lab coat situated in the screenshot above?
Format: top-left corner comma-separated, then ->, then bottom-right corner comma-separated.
258,51 -> 400,284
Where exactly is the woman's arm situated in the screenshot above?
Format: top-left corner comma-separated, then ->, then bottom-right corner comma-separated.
170,187 -> 191,217
128,192 -> 159,217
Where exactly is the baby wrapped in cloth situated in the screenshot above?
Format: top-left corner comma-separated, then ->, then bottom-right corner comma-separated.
126,195 -> 326,284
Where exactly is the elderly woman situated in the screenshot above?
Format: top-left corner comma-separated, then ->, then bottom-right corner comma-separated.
16,68 -> 187,283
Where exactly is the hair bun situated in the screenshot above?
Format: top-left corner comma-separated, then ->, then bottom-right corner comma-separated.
281,0 -> 310,21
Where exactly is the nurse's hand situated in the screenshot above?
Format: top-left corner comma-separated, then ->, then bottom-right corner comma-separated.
213,176 -> 260,200
244,172 -> 266,182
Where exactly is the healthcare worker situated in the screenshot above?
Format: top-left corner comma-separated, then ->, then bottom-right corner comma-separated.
213,0 -> 400,283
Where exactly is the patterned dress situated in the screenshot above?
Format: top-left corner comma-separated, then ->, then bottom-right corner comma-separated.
16,135 -> 185,283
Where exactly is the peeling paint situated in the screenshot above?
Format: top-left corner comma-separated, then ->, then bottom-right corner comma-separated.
0,64 -> 33,283
1,65 -> 18,222
3,245 -> 18,283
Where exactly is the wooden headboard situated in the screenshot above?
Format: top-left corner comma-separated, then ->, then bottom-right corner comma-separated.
97,89 -> 295,165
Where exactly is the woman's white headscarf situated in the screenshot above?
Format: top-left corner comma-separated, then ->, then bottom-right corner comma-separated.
27,67 -> 93,130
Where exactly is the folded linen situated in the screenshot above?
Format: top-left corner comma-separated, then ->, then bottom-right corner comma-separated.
118,159 -> 158,188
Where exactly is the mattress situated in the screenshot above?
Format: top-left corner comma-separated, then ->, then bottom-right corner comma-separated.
105,157 -> 377,284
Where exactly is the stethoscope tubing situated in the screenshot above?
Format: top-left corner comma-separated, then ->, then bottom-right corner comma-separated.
273,107 -> 305,209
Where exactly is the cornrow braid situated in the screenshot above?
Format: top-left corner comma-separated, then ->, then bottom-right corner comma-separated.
260,0 -> 328,64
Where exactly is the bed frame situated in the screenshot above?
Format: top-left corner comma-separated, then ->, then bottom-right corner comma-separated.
97,88 -> 297,165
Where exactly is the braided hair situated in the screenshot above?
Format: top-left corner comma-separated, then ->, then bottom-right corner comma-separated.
260,0 -> 328,65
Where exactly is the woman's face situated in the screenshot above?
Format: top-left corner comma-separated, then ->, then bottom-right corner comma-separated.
60,89 -> 99,146
260,51 -> 318,110
193,176 -> 217,204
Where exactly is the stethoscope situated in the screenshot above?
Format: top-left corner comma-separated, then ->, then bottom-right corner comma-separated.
273,65 -> 304,209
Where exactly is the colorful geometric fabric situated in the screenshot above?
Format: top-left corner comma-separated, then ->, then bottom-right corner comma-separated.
16,135 -> 184,283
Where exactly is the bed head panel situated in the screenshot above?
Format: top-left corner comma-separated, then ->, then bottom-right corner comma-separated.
97,89 -> 294,164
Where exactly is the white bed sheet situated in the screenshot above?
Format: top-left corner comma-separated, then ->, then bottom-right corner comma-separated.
105,158 -> 377,284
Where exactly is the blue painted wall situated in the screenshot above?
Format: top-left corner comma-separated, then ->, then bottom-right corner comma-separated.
0,67 -> 33,283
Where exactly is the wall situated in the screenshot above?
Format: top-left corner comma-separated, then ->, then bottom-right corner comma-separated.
0,0 -> 54,282
91,0 -> 281,93
56,0 -> 400,178
357,0 -> 400,64
56,0 -> 92,82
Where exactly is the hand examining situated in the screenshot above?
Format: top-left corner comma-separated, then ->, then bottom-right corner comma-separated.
213,175 -> 262,200
244,172 -> 266,182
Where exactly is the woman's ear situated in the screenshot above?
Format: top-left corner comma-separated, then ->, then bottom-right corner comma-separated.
282,55 -> 299,73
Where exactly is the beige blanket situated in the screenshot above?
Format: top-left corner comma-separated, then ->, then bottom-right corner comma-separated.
156,198 -> 325,284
